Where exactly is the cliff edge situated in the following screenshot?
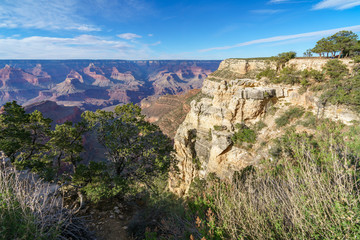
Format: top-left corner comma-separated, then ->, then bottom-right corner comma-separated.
169,58 -> 359,195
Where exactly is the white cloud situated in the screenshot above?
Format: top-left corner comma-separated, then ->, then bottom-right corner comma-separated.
148,34 -> 154,37
200,25 -> 360,52
116,33 -> 142,40
269,0 -> 290,3
148,41 -> 161,46
251,9 -> 284,14
117,33 -> 142,40
0,0 -> 100,31
313,0 -> 360,10
0,35 -> 154,59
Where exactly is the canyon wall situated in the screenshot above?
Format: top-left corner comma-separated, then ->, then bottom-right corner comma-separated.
169,58 -> 359,195
0,60 -> 220,110
217,58 -> 353,75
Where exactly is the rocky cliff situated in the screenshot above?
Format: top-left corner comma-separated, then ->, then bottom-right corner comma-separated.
169,58 -> 359,195
212,58 -> 354,79
141,89 -> 201,138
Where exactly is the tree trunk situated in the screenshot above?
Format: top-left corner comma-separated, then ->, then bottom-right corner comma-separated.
338,50 -> 343,59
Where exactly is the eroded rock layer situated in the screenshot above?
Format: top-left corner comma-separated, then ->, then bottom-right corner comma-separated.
170,58 -> 359,195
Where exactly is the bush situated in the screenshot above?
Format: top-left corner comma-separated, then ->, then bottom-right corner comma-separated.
309,69 -> 325,82
213,125 -> 225,131
253,121 -> 267,131
0,167 -> 93,239
324,59 -> 349,79
256,68 -> 277,81
353,55 -> 360,63
320,63 -> 360,112
275,106 -> 305,127
297,111 -> 317,128
194,122 -> 360,239
276,66 -> 301,85
231,124 -> 257,147
273,51 -> 297,69
72,161 -> 128,203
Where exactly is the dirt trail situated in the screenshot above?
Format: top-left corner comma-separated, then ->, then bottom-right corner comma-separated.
80,201 -> 138,240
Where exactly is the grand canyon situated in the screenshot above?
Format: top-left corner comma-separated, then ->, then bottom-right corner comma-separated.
1,0 -> 360,239
0,60 -> 221,111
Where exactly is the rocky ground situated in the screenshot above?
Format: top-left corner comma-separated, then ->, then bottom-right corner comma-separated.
79,200 -> 138,240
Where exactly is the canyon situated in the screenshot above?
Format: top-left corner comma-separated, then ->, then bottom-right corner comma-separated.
0,60 -> 220,111
169,58 -> 359,195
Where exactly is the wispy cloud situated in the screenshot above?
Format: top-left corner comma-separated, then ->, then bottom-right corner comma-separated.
269,0 -> 290,3
0,35 -> 155,59
313,0 -> 360,10
117,33 -> 142,40
148,41 -> 161,46
0,0 -> 100,31
251,9 -> 284,14
200,25 -> 360,52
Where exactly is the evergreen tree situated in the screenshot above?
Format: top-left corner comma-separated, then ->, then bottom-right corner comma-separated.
83,103 -> 173,188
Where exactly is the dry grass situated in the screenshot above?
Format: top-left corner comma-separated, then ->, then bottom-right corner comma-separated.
212,131 -> 360,239
0,165 -> 94,240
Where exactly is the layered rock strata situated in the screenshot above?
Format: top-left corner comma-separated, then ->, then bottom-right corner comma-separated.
170,58 -> 359,195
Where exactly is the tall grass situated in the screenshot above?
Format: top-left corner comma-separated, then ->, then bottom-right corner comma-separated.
0,166 -> 94,240
210,124 -> 360,239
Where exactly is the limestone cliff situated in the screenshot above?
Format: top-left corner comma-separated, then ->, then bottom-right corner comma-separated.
169,58 -> 359,195
216,58 -> 354,76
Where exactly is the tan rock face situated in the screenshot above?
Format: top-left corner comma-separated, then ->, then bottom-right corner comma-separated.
216,58 -> 354,78
111,67 -> 136,82
170,58 -> 359,195
140,89 -> 201,138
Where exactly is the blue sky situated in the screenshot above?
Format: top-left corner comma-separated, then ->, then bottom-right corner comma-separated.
0,0 -> 359,60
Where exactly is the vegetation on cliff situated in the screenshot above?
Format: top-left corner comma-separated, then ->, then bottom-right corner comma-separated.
135,119 -> 360,240
0,101 -> 174,238
0,167 -> 93,239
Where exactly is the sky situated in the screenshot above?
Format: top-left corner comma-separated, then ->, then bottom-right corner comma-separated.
0,0 -> 359,60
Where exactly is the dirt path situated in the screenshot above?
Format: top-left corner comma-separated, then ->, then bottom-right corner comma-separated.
81,201 -> 137,240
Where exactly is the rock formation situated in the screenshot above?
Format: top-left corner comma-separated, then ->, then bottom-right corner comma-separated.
0,60 -> 221,110
24,100 -> 82,125
141,89 -> 201,138
169,58 -> 359,195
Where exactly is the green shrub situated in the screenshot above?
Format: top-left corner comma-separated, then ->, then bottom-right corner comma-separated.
72,161 -> 128,203
324,59 -> 349,79
298,111 -> 317,128
353,55 -> 360,63
253,121 -> 267,131
213,125 -> 225,131
256,67 -> 277,81
276,66 -> 301,84
273,51 -> 297,69
267,105 -> 278,116
275,106 -> 305,127
298,86 -> 307,95
320,65 -> 360,112
309,69 -> 324,82
208,129 -> 212,141
231,124 -> 257,147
